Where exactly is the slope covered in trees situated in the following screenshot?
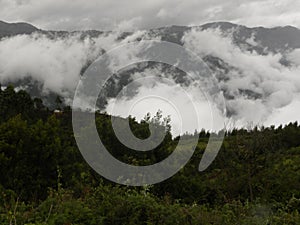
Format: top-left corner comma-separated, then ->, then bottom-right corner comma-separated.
0,86 -> 299,224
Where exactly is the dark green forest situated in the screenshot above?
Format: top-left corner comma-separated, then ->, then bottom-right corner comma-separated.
0,85 -> 299,225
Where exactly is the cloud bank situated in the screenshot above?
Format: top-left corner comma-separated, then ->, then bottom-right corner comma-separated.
0,30 -> 150,98
183,28 -> 300,127
0,26 -> 300,134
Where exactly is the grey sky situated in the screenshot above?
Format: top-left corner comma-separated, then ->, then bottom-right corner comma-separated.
1,0 -> 300,31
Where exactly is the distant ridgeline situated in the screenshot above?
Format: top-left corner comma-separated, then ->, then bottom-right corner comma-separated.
1,20 -> 300,51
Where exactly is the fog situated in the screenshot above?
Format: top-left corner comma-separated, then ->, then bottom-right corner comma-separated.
0,26 -> 299,134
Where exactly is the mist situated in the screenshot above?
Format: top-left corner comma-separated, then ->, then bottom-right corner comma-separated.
0,26 -> 299,134
182,27 -> 300,128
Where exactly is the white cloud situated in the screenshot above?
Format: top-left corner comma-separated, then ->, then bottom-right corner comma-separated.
183,28 -> 300,127
105,79 -> 224,136
0,30 -> 148,99
0,33 -> 90,95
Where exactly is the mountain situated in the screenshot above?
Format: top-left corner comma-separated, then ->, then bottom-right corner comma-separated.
150,22 -> 300,54
1,20 -> 300,53
1,20 -> 300,110
0,20 -> 39,38
201,22 -> 300,53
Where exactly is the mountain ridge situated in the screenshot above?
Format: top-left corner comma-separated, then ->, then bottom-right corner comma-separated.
1,20 -> 300,53
0,20 -> 39,37
1,20 -> 299,33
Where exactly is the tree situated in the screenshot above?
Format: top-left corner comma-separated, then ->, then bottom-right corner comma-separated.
55,95 -> 63,110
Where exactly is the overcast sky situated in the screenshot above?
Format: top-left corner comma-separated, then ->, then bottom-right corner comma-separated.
1,0 -> 300,31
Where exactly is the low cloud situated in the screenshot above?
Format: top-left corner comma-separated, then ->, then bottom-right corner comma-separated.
183,27 -> 300,127
0,25 -> 300,133
0,30 -> 149,100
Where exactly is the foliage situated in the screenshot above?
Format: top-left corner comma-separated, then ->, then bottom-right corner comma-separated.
0,86 -> 299,224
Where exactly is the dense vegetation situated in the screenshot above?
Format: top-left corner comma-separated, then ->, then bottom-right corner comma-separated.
0,85 -> 299,224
